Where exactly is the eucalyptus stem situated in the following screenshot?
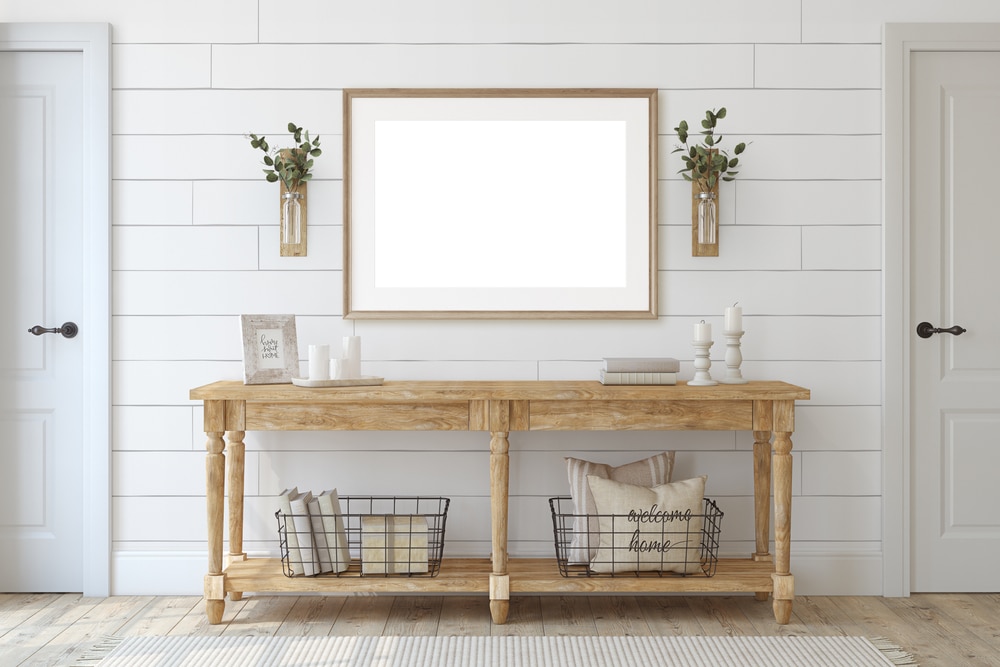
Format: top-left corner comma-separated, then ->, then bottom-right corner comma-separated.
672,108 -> 747,193
247,123 -> 323,193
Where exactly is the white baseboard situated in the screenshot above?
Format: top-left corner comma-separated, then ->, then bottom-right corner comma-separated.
111,547 -> 884,597
113,551 -> 208,596
786,547 -> 884,595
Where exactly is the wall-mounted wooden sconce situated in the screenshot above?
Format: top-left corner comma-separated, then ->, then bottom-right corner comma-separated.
691,180 -> 719,257
248,127 -> 320,258
280,180 -> 307,257
674,107 -> 745,258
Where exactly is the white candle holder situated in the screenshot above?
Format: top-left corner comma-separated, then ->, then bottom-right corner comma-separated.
689,339 -> 718,386
719,330 -> 749,384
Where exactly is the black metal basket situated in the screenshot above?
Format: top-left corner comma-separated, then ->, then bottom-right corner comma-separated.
276,496 -> 449,578
549,496 -> 722,578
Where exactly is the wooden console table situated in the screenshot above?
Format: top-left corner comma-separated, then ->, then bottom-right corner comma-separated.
190,380 -> 809,626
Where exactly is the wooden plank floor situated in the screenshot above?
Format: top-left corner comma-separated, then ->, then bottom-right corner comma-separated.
1,593 -> 998,666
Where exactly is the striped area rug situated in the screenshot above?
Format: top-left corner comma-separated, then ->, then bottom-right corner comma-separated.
79,634 -> 916,666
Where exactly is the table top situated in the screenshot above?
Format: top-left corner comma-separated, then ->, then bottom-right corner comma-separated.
190,379 -> 810,403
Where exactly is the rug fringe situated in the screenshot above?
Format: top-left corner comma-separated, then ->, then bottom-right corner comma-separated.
869,637 -> 918,666
71,636 -> 127,666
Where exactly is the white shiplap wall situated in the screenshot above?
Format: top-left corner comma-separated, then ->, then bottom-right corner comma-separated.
12,0 -> 1000,595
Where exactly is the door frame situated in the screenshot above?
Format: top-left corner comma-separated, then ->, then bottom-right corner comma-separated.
883,22 -> 1000,598
0,22 -> 111,596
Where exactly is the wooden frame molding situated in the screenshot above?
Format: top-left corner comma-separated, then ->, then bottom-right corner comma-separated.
343,88 -> 658,319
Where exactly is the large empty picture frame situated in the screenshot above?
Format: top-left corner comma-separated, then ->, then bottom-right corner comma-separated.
343,88 -> 658,319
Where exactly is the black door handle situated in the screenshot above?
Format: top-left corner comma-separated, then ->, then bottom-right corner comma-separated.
916,321 -> 966,338
29,322 -> 79,339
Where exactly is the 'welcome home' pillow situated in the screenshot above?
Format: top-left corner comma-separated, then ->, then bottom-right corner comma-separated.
587,474 -> 707,574
564,452 -> 674,563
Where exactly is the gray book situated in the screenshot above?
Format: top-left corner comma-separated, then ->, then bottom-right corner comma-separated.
316,490 -> 351,573
600,370 -> 677,385
602,357 -> 680,373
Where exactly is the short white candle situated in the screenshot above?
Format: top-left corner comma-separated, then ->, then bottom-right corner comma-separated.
724,305 -> 742,332
694,320 -> 711,342
308,344 -> 330,380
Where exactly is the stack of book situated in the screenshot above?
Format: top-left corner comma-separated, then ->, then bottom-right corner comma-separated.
277,487 -> 351,576
599,357 -> 679,385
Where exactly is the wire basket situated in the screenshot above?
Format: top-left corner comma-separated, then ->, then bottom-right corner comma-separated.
549,496 -> 722,578
276,496 -> 449,578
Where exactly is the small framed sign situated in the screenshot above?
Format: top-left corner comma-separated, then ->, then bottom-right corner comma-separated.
240,314 -> 299,384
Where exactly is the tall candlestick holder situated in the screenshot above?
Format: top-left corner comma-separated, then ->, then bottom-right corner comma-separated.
719,330 -> 748,384
689,339 -> 717,386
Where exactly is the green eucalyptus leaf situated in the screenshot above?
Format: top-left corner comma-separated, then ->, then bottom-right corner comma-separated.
249,123 -> 322,186
674,108 -> 746,186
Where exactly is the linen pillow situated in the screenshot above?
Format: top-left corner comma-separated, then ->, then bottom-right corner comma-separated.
564,452 -> 675,563
587,474 -> 707,574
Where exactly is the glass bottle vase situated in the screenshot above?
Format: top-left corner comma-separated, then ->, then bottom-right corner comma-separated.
696,191 -> 717,245
282,191 -> 304,245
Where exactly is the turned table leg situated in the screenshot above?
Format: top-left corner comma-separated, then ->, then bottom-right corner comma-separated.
226,430 -> 246,601
489,428 -> 510,625
204,426 -> 227,624
771,399 -> 795,624
752,429 -> 773,602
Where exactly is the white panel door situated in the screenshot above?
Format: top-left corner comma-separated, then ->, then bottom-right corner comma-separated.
0,50 -> 85,591
911,51 -> 1000,591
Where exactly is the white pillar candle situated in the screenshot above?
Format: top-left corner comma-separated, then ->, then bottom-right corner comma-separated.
694,320 -> 711,342
724,304 -> 743,332
308,344 -> 330,380
330,358 -> 345,380
343,336 -> 361,379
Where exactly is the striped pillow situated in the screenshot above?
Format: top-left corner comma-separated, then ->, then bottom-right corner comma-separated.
564,452 -> 675,564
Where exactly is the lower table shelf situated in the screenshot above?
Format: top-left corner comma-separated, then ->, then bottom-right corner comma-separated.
222,557 -> 775,597
225,557 -> 491,594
